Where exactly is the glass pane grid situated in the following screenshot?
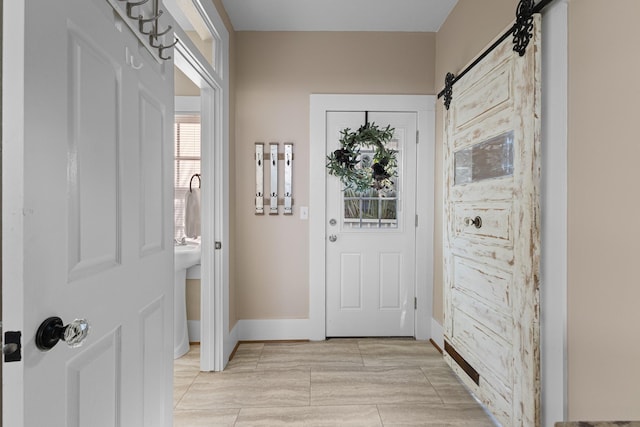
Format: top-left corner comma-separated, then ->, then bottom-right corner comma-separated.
342,193 -> 398,230
340,139 -> 401,230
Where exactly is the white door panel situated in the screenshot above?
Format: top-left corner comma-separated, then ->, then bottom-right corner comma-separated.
3,0 -> 174,425
443,16 -> 541,427
326,111 -> 416,337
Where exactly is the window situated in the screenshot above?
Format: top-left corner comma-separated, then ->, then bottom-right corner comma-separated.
342,141 -> 401,230
174,114 -> 201,239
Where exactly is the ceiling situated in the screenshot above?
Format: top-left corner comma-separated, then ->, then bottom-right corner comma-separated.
220,0 -> 459,32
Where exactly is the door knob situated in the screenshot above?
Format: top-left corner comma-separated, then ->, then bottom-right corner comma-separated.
464,216 -> 482,229
36,317 -> 90,351
329,234 -> 337,242
329,218 -> 337,226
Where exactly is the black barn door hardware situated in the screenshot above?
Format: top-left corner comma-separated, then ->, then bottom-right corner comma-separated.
438,0 -> 556,109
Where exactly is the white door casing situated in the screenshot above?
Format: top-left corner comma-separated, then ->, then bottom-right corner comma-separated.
309,95 -> 435,341
325,111 -> 417,337
169,0 -> 231,372
3,0 -> 174,425
443,16 -> 541,427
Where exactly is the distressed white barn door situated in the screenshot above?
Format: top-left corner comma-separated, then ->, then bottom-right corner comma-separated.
443,16 -> 541,426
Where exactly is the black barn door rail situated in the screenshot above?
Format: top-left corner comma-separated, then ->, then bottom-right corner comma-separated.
437,0 -> 556,110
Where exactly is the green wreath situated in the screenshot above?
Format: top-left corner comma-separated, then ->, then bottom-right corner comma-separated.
326,122 -> 397,194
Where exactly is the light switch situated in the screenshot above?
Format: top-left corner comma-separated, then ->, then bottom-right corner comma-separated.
299,206 -> 308,220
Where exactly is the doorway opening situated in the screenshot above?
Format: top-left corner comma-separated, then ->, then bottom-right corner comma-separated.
164,0 -> 229,373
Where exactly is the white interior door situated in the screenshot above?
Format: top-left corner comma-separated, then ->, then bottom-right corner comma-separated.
443,17 -> 541,426
326,111 -> 417,337
3,0 -> 174,425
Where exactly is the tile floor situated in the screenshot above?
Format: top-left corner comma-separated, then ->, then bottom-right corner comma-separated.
173,339 -> 496,426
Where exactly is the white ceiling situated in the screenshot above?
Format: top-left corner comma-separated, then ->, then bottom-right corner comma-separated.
220,0 -> 459,32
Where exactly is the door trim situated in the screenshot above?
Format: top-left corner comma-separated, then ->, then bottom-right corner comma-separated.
170,0 -> 230,372
540,1 -> 568,423
3,1 -> 27,424
309,94 -> 435,340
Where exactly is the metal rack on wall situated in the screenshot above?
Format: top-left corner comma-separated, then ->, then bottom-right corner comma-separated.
106,0 -> 177,62
255,142 -> 294,216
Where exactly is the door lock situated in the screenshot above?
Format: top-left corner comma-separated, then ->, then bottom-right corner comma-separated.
3,331 -> 22,362
329,234 -> 337,242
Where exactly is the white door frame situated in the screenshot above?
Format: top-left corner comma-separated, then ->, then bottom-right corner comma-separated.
309,94 -> 435,341
169,0 -> 229,372
540,1 -> 568,424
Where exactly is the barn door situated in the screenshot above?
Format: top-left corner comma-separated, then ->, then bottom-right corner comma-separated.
443,16 -> 541,426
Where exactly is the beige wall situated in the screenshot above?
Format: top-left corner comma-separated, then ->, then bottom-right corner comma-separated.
186,278 -> 200,322
234,31 -> 435,319
433,0 -> 517,324
175,68 -> 200,96
567,0 -> 640,420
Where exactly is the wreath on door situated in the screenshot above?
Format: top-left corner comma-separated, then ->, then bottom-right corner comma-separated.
326,122 -> 397,194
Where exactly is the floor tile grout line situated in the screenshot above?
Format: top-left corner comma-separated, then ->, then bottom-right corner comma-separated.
375,405 -> 384,426
356,339 -> 366,367
173,372 -> 200,410
308,367 -> 312,407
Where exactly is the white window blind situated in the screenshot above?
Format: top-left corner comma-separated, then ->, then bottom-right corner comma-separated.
174,114 -> 201,239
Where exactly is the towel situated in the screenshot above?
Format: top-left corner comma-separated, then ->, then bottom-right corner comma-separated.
184,188 -> 201,238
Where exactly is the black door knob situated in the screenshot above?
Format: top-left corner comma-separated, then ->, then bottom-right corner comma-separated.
36,317 -> 90,351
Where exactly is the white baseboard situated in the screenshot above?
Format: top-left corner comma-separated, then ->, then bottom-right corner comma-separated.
187,320 -> 201,342
236,319 -> 312,341
225,322 -> 239,365
232,318 -> 444,343
431,318 -> 444,350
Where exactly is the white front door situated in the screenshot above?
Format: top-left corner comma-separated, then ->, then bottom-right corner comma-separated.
443,17 -> 541,426
3,0 -> 174,425
326,111 -> 417,337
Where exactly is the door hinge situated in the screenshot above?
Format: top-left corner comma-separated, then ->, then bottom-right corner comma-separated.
416,130 -> 419,144
3,330 -> 22,362
415,214 -> 419,227
414,297 -> 418,310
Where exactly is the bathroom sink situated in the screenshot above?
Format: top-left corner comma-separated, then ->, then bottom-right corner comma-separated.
174,243 -> 201,272
174,241 -> 201,359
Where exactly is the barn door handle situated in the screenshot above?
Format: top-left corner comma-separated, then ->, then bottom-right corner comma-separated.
464,216 -> 482,229
36,317 -> 90,351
